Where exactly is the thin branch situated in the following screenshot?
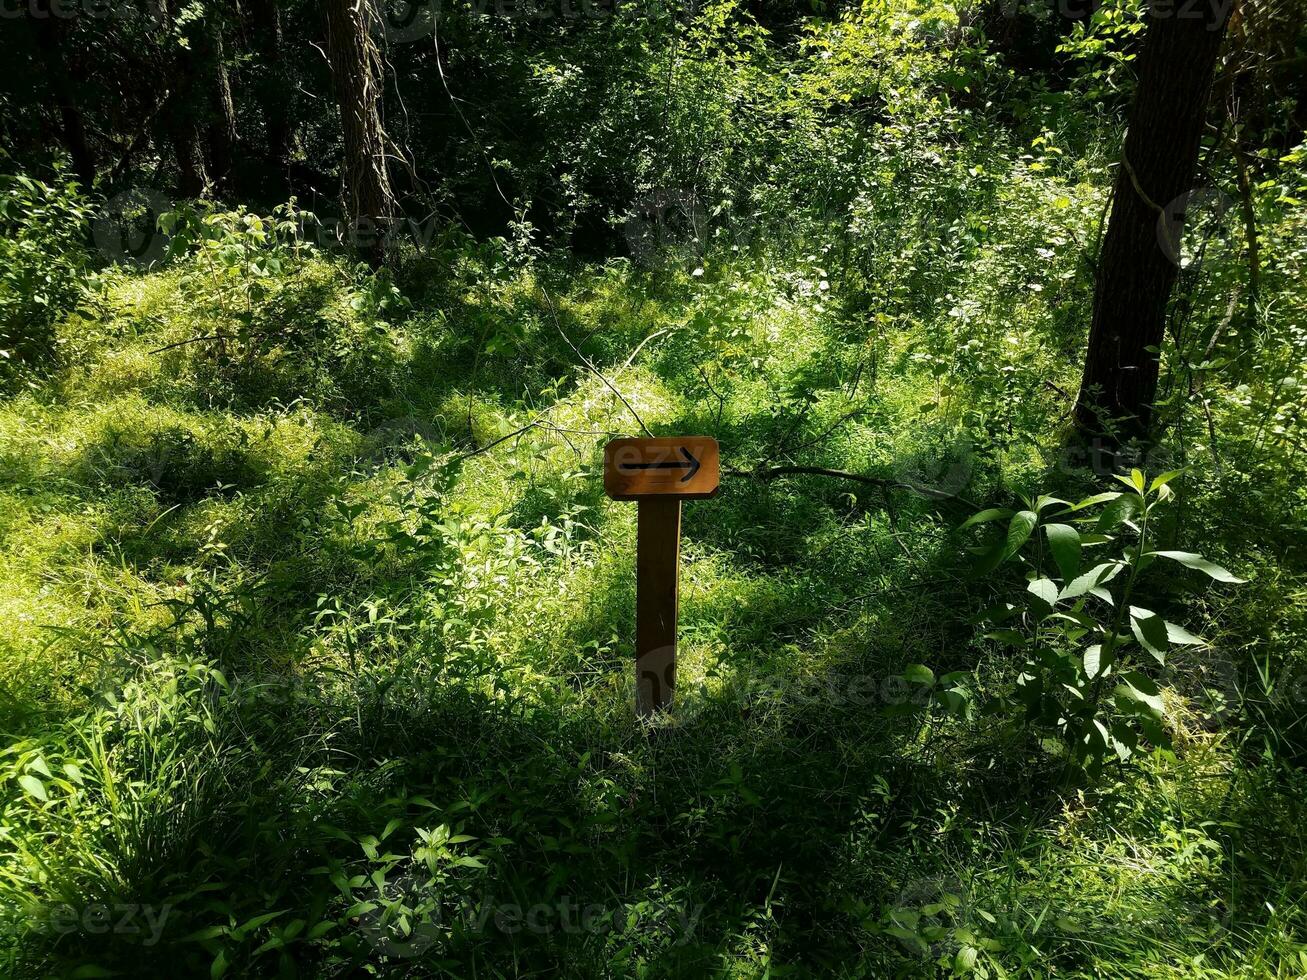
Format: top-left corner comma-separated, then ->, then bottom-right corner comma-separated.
697,366 -> 726,429
780,405 -> 869,460
149,333 -> 227,354
539,287 -> 653,437
449,415 -> 548,464
724,465 -> 976,506
620,328 -> 673,372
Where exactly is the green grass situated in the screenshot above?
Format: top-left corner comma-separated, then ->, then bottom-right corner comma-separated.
0,205 -> 1304,978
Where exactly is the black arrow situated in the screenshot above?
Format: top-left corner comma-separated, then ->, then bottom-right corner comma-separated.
620,447 -> 701,483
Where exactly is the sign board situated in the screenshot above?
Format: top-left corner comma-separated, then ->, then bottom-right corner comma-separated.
603,436 -> 721,719
603,437 -> 720,501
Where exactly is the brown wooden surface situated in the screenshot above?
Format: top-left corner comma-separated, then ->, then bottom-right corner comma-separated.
635,498 -> 680,717
604,437 -> 720,501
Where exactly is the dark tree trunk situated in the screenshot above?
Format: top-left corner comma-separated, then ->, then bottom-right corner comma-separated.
248,0 -> 292,166
324,0 -> 396,267
1074,0 -> 1233,444
31,5 -> 96,192
200,24 -> 239,187
154,0 -> 210,197
173,124 -> 210,198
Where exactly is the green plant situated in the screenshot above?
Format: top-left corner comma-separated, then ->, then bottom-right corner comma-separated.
964,470 -> 1246,773
0,170 -> 95,383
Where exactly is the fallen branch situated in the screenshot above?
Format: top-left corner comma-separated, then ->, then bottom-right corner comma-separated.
149,333 -> 227,354
723,465 -> 976,506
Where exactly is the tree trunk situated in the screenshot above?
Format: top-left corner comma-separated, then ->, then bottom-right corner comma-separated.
1074,0 -> 1232,445
323,0 -> 396,267
200,23 -> 239,188
173,124 -> 210,198
154,0 -> 210,197
248,0 -> 292,166
31,5 -> 96,192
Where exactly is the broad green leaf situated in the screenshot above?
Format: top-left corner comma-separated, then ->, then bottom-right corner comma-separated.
903,664 -> 935,686
1129,607 -> 1169,665
1149,469 -> 1186,493
1044,523 -> 1081,582
1112,473 -> 1138,493
1083,644 -> 1103,679
1034,494 -> 1070,512
232,910 -> 286,938
306,920 -> 336,940
1003,511 -> 1038,560
1055,491 -> 1121,514
1164,621 -> 1204,645
1116,671 -> 1165,716
1148,551 -> 1246,583
984,629 -> 1025,646
1097,493 -> 1142,532
959,508 -> 1012,530
1027,577 -> 1059,607
1059,562 -> 1123,601
17,774 -> 47,801
1110,720 -> 1139,759
955,947 -> 979,972
182,925 -> 230,942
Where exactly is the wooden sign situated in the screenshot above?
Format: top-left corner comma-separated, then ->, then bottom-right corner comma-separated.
603,436 -> 720,501
603,437 -> 720,718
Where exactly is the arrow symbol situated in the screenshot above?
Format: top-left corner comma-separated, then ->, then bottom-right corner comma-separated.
620,447 -> 701,483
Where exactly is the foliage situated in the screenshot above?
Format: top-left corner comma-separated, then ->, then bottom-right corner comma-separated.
0,0 -> 1305,976
965,471 -> 1245,773
0,170 -> 95,385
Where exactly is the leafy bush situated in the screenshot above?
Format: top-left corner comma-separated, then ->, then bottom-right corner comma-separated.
965,471 -> 1245,773
0,170 -> 95,384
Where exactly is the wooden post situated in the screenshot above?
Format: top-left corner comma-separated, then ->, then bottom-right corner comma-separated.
636,498 -> 680,717
603,436 -> 718,721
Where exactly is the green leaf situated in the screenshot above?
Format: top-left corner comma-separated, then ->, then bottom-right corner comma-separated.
1129,607 -> 1169,665
1149,469 -> 1186,493
183,925 -> 230,942
902,664 -> 935,686
984,629 -> 1025,646
1097,493 -> 1142,532
1054,491 -> 1120,514
18,774 -> 47,801
955,946 -> 979,972
1003,511 -> 1038,560
1116,671 -> 1165,717
1148,551 -> 1245,583
959,507 -> 1013,530
1083,644 -> 1103,679
1044,523 -> 1081,582
1087,585 -> 1115,605
306,920 -> 336,940
1164,621 -> 1204,645
232,910 -> 285,939
1059,562 -> 1123,601
1027,577 -> 1059,608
